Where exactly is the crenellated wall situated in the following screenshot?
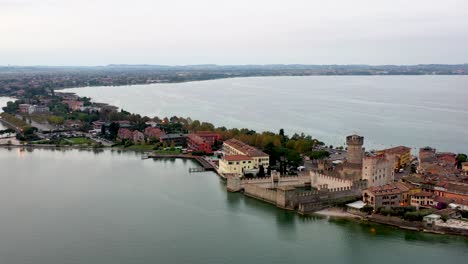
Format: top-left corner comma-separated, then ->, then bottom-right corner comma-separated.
227,171 -> 364,215
310,171 -> 354,190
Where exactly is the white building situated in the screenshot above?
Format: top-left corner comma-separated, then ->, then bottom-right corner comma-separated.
223,139 -> 269,169
219,155 -> 255,175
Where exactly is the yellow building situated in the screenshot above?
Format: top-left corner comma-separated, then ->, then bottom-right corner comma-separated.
223,139 -> 269,169
219,155 -> 254,175
377,146 -> 411,171
462,162 -> 468,173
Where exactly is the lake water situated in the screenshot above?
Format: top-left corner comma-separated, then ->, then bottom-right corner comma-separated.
63,76 -> 468,153
0,148 -> 467,264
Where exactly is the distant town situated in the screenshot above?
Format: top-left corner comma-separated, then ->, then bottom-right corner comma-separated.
1,64 -> 468,96
0,84 -> 467,237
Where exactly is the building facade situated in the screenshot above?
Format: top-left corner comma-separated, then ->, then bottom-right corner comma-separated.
63,100 -> 84,111
159,134 -> 186,146
186,133 -> 213,154
195,131 -> 222,146
144,127 -> 166,139
376,146 -> 411,171
409,191 -> 436,209
362,182 -> 412,209
362,154 -> 395,187
223,139 -> 269,169
219,155 -> 254,175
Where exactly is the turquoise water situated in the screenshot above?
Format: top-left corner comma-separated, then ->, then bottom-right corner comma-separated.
62,75 -> 468,153
0,148 -> 466,264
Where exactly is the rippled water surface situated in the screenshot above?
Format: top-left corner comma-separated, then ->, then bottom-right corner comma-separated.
0,148 -> 467,264
63,76 -> 468,152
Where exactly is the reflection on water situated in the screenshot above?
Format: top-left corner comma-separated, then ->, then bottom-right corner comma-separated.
63,76 -> 468,152
0,148 -> 467,264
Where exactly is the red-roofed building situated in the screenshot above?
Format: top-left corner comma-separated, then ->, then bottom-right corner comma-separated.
223,139 -> 269,169
117,128 -> 133,141
63,100 -> 84,111
195,131 -> 222,146
377,146 -> 412,171
362,182 -> 414,209
186,134 -> 213,154
144,127 -> 166,139
133,130 -> 145,143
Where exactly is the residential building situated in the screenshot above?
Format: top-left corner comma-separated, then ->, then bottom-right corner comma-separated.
63,100 -> 84,111
145,121 -> 159,127
462,162 -> 468,173
362,154 -> 395,187
418,147 -> 458,176
19,104 -> 49,114
195,131 -> 222,146
223,139 -> 269,169
117,128 -> 133,141
219,155 -> 254,175
115,120 -> 133,128
92,121 -> 106,130
28,105 -> 49,114
160,133 -> 186,146
56,92 -> 79,100
362,182 -> 412,209
65,120 -> 82,129
410,191 -> 436,209
423,214 -> 441,227
18,104 -> 30,113
376,146 -> 411,171
144,127 -> 166,139
433,182 -> 468,201
132,130 -> 145,143
186,134 -> 213,154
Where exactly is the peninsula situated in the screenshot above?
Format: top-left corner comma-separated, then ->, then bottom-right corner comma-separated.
0,85 -> 467,237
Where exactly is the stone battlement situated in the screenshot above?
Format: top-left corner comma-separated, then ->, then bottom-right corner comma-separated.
346,135 -> 364,145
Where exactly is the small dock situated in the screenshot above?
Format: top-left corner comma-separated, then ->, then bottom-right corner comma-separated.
189,167 -> 206,173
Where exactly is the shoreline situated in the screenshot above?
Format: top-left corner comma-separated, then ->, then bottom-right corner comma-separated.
0,144 -> 466,238
311,207 -> 468,238
1,87 -> 467,238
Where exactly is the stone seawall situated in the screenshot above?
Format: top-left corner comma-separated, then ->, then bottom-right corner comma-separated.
244,184 -> 277,205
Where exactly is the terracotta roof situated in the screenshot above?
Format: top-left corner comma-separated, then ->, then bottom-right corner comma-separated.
410,191 -> 433,197
445,182 -> 468,194
378,146 -> 411,155
186,134 -> 208,144
366,182 -> 413,195
224,139 -> 268,157
224,155 -> 253,161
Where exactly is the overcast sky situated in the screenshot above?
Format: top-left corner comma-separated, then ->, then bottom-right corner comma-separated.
1,0 -> 467,65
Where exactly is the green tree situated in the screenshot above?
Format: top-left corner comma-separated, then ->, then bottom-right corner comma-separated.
108,122 -> 120,140
258,165 -> 265,177
456,153 -> 467,168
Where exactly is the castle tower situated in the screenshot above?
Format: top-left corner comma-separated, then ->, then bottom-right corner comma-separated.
346,135 -> 364,165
